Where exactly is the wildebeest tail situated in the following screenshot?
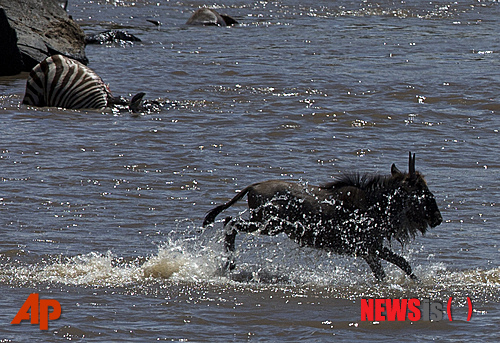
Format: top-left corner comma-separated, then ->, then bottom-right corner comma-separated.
203,185 -> 254,227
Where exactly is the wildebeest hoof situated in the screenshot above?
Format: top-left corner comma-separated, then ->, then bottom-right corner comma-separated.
214,257 -> 235,276
129,92 -> 146,113
224,258 -> 236,272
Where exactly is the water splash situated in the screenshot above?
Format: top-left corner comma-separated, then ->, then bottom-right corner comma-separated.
1,236 -> 498,304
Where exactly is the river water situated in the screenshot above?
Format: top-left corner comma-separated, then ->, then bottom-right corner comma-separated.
0,0 -> 499,341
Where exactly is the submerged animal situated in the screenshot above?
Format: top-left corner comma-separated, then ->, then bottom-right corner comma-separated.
203,152 -> 442,281
85,30 -> 142,45
22,54 -> 144,111
186,8 -> 238,27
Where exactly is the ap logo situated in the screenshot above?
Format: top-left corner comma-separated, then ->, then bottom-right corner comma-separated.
11,293 -> 62,330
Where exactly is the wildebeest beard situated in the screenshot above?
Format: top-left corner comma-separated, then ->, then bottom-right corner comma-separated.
203,153 -> 443,281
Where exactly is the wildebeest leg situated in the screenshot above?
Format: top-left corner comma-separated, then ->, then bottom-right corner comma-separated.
379,247 -> 418,280
223,217 -> 237,253
363,254 -> 385,281
220,216 -> 261,273
220,217 -> 237,272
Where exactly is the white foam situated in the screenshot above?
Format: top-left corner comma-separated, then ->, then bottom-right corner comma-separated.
29,251 -> 143,287
2,240 -> 217,287
2,236 -> 498,298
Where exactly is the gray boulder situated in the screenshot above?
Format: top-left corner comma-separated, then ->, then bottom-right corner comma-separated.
0,0 -> 87,76
0,9 -> 23,76
186,8 -> 238,27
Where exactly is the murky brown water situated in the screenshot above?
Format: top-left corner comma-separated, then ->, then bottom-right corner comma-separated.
1,0 -> 499,341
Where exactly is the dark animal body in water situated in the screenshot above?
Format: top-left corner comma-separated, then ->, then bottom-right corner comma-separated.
203,153 -> 443,281
22,54 -> 144,111
85,30 -> 142,45
186,8 -> 238,27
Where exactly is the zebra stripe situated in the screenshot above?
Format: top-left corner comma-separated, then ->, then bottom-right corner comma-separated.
22,54 -> 112,109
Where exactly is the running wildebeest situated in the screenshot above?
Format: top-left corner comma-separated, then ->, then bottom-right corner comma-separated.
203,153 -> 442,281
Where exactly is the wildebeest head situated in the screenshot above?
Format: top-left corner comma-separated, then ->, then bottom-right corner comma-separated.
387,153 -> 442,243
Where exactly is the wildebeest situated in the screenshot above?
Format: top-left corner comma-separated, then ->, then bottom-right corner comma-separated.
203,153 -> 442,281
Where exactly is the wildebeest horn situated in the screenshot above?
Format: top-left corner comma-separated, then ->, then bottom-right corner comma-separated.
409,151 -> 416,176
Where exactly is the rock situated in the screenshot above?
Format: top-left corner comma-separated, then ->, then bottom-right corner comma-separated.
0,9 -> 23,76
186,8 -> 238,27
0,0 -> 87,76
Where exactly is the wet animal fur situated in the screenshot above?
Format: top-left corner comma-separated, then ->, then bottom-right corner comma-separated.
203,153 -> 442,281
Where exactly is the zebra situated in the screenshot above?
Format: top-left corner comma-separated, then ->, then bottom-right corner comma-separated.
22,54 -> 144,112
